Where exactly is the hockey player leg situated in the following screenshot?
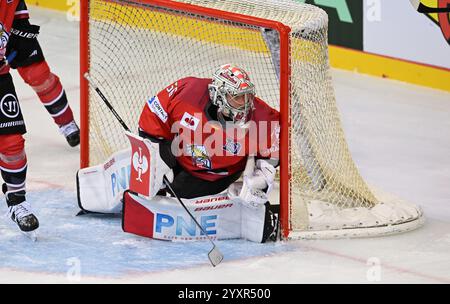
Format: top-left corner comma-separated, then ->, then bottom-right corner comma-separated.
17,61 -> 80,147
0,74 -> 38,239
0,134 -> 39,239
7,19 -> 79,147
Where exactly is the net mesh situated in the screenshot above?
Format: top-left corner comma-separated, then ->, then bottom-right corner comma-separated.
85,0 -> 422,234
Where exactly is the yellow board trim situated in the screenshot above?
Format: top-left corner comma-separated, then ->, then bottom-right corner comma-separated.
90,1 -> 269,53
28,1 -> 450,93
27,0 -> 71,12
330,46 -> 450,92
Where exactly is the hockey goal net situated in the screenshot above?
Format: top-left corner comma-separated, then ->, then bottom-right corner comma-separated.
80,0 -> 424,239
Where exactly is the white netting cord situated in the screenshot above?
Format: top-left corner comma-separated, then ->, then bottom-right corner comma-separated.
174,0 -> 378,217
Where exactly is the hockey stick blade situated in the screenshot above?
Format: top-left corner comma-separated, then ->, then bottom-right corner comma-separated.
410,0 -> 450,13
163,176 -> 224,267
208,246 -> 224,267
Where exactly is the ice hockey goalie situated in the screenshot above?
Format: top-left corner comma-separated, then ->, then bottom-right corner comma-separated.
77,64 -> 281,243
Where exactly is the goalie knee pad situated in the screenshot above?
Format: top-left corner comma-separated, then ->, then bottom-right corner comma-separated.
17,61 -> 74,125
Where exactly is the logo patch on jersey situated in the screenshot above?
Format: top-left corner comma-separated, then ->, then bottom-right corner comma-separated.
223,138 -> 242,155
1,23 -> 10,50
147,96 -> 168,123
166,82 -> 178,97
1,94 -> 20,118
180,112 -> 200,131
187,144 -> 211,169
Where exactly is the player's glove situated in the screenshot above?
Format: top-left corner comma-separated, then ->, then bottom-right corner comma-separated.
5,20 -> 44,68
0,24 -> 9,68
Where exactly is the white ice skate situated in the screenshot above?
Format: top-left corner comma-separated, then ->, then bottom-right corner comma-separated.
3,186 -> 39,241
59,120 -> 80,147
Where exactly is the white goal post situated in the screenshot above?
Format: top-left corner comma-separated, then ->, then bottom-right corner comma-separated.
80,0 -> 424,239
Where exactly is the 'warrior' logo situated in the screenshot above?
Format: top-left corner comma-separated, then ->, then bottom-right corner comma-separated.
1,94 -> 20,119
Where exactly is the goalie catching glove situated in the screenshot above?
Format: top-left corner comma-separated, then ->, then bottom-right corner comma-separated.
232,157 -> 277,208
227,157 -> 279,243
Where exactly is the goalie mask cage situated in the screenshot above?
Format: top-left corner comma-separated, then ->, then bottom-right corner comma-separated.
80,0 -> 424,239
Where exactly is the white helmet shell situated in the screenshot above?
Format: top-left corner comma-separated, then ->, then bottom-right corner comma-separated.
208,64 -> 255,128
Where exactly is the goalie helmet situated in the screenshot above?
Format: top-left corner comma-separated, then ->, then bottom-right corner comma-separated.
208,64 -> 255,128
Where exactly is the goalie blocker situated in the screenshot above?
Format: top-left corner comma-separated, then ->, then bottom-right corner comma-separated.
77,132 -> 279,243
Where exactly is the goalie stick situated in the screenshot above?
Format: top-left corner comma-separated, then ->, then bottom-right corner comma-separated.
162,176 -> 224,267
410,0 -> 450,13
84,73 -> 224,267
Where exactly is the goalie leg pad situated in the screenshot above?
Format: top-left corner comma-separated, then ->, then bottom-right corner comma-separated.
123,191 -> 241,241
122,190 -> 278,243
77,148 -> 131,214
240,199 -> 267,243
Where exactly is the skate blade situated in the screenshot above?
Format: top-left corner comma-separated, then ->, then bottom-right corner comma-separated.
3,213 -> 38,241
22,230 -> 37,242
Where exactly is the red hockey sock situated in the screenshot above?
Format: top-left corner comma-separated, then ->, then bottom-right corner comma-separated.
0,134 -> 27,189
18,61 -> 74,126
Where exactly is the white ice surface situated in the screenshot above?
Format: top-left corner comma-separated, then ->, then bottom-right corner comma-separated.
0,7 -> 449,284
